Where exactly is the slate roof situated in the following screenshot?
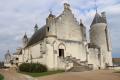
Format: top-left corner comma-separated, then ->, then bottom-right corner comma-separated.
91,13 -> 106,27
26,25 -> 46,47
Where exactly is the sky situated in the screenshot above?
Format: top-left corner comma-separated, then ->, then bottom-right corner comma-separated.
0,0 -> 120,61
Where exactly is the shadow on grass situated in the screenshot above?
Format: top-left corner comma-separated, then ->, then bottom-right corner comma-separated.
114,70 -> 120,73
20,70 -> 65,77
0,74 -> 4,80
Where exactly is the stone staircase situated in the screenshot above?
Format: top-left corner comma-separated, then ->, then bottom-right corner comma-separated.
64,56 -> 93,72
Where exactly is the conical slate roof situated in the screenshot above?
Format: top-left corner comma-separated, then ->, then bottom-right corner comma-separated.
91,13 -> 106,27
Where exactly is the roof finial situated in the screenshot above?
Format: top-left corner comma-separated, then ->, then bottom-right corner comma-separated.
95,0 -> 98,13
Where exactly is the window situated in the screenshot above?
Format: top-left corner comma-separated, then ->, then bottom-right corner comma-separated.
16,58 -> 19,60
47,27 -> 49,32
59,49 -> 64,57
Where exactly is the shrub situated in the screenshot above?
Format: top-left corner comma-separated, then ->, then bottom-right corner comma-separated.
19,63 -> 48,73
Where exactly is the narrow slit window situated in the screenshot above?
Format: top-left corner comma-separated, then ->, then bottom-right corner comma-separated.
47,27 -> 49,32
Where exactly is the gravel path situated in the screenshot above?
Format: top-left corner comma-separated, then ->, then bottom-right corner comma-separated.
37,70 -> 120,80
0,69 -> 120,80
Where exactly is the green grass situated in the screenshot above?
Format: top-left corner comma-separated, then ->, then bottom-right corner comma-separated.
0,74 -> 4,80
20,70 -> 64,77
114,70 -> 120,73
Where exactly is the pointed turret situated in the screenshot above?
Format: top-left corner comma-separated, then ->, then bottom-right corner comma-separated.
23,33 -> 28,47
5,50 -> 11,63
46,11 -> 56,25
46,11 -> 56,37
34,24 -> 38,33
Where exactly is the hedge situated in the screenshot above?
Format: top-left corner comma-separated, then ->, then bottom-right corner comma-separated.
19,63 -> 48,73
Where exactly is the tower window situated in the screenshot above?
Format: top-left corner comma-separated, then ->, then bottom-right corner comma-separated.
47,27 -> 49,32
16,58 -> 19,60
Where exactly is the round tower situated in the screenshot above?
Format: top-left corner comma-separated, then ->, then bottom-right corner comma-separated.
90,12 -> 112,68
46,11 -> 56,38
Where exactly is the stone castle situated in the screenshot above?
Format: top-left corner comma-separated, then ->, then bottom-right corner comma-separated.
4,3 -> 113,71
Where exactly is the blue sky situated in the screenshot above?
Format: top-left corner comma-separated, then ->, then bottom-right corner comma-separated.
0,0 -> 120,61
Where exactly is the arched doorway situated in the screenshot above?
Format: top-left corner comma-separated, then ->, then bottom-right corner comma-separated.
58,43 -> 66,58
59,49 -> 64,58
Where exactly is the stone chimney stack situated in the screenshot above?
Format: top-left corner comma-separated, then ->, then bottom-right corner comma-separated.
101,12 -> 107,23
64,3 -> 70,10
101,12 -> 106,19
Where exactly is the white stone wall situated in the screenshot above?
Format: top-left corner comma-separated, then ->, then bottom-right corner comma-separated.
88,48 -> 100,70
90,23 -> 108,50
22,40 -> 47,65
55,10 -> 83,42
44,36 -> 87,70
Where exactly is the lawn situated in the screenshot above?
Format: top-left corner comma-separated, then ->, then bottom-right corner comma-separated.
20,70 -> 64,77
114,70 -> 120,73
0,74 -> 4,80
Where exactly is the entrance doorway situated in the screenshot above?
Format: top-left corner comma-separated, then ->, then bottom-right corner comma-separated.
59,49 -> 64,58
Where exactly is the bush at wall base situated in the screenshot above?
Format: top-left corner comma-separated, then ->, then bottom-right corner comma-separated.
19,63 -> 48,73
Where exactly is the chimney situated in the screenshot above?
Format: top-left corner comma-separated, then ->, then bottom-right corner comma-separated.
101,12 -> 106,18
64,3 -> 70,10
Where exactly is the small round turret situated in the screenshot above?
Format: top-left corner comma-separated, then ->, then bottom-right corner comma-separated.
5,50 -> 11,63
46,11 -> 56,37
34,24 -> 38,33
23,33 -> 28,47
